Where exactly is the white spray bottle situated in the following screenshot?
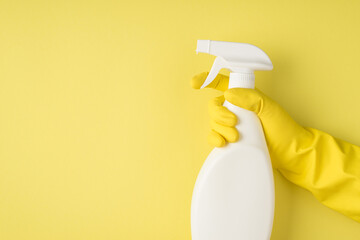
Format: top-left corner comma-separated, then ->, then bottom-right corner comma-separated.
191,40 -> 275,240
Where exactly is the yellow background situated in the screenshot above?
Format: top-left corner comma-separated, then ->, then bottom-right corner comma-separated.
0,0 -> 360,239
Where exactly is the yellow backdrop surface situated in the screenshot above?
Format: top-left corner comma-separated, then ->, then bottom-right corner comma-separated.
1,0 -> 360,239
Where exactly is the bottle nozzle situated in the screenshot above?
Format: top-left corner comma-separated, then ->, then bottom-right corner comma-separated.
196,40 -> 211,54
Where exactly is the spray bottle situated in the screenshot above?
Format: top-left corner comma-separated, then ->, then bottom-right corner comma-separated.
191,40 -> 275,240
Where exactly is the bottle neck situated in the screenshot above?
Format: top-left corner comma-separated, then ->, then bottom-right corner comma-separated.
229,72 -> 255,89
226,71 -> 267,148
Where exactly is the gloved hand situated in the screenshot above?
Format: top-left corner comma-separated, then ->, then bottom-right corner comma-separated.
191,72 -> 308,169
191,72 -> 360,223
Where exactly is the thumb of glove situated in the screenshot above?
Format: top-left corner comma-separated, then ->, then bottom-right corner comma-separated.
224,88 -> 265,115
224,88 -> 308,164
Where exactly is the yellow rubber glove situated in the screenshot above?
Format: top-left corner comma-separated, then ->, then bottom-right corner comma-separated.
191,72 -> 360,223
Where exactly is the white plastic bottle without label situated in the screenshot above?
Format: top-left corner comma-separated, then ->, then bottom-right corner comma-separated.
191,40 -> 275,240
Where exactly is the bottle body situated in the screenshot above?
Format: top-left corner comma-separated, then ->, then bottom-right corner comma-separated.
191,101 -> 275,240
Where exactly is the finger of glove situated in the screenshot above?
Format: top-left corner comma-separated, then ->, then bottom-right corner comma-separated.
224,88 -> 265,115
209,95 -> 237,127
208,130 -> 226,147
210,120 -> 239,143
191,72 -> 229,92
